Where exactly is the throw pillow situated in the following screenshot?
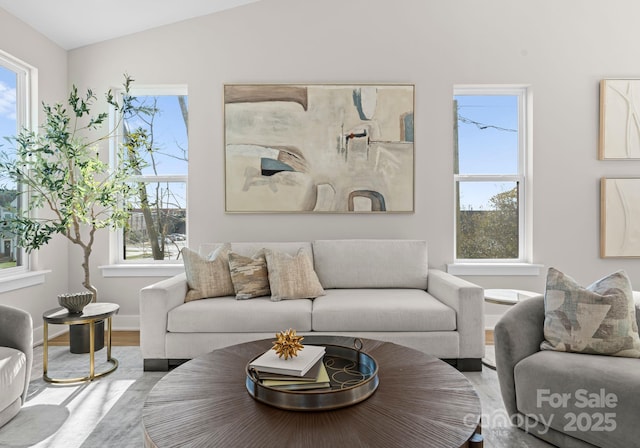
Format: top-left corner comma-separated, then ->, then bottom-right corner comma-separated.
228,250 -> 271,300
541,267 -> 640,358
182,245 -> 234,302
264,248 -> 325,301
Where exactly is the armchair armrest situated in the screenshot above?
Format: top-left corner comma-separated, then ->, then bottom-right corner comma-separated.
427,269 -> 484,359
139,273 -> 188,359
494,295 -> 545,418
634,291 -> 640,330
0,304 -> 33,402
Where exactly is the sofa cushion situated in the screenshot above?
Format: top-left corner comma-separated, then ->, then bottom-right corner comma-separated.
168,297 -> 312,333
264,249 -> 325,301
228,250 -> 270,300
514,350 -> 640,448
200,242 -> 313,259
541,268 -> 640,358
312,239 -> 428,289
0,347 -> 26,412
312,289 -> 455,332
182,245 -> 235,302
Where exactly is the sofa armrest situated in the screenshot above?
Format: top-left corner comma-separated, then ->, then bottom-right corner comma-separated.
427,269 -> 484,358
494,295 -> 545,418
139,273 -> 188,359
0,304 -> 33,402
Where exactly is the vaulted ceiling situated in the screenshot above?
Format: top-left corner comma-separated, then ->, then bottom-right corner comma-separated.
0,0 -> 261,50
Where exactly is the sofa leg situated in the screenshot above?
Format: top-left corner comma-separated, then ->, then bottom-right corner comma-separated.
144,359 -> 169,371
456,358 -> 482,371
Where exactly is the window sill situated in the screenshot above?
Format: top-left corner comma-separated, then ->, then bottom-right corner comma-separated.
99,264 -> 184,278
0,270 -> 51,293
446,263 -> 544,276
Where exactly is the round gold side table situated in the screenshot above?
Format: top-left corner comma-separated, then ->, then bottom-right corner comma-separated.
42,302 -> 119,383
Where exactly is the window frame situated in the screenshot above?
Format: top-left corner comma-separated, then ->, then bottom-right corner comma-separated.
451,85 -> 536,273
110,85 -> 188,267
0,49 -> 36,279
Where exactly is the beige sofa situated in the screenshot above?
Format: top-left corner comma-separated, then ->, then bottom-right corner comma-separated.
140,239 -> 485,371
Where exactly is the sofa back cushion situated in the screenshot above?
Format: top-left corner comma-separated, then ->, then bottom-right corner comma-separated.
312,239 -> 428,289
199,242 -> 312,259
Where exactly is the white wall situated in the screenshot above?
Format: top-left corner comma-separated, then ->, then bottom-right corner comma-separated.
7,0 -> 640,332
0,8 -> 69,342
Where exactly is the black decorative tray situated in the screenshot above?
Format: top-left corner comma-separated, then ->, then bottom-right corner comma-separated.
245,339 -> 379,411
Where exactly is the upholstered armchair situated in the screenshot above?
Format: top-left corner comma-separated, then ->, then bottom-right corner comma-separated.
0,304 -> 33,428
495,293 -> 640,448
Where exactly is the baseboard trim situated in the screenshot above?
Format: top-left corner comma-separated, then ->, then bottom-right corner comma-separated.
112,314 -> 140,331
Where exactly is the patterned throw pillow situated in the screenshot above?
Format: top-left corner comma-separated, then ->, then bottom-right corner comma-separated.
228,250 -> 271,300
264,248 -> 325,301
541,267 -> 640,358
182,245 -> 234,302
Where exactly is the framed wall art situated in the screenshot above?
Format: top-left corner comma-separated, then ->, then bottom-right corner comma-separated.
224,84 -> 415,213
601,177 -> 640,257
599,79 -> 640,160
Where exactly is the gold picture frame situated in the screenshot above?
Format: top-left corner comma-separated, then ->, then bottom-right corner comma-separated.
223,84 -> 415,213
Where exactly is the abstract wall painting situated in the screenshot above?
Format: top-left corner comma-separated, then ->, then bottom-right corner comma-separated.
599,79 -> 640,160
224,84 -> 415,213
601,178 -> 640,257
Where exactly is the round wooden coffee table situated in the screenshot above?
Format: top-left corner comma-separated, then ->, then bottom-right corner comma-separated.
143,336 -> 482,448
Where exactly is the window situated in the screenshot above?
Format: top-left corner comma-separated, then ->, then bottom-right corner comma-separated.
0,51 -> 34,276
117,86 -> 188,264
453,86 -> 532,266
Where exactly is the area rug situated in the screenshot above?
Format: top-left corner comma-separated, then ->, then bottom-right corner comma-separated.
0,346 -> 165,448
483,344 -> 496,370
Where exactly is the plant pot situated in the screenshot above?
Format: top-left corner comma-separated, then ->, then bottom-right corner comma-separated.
70,320 -> 105,354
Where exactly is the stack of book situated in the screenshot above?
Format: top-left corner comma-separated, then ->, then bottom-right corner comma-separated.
249,345 -> 330,390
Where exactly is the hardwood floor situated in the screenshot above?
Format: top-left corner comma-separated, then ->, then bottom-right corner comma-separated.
485,329 -> 494,345
48,330 -> 494,347
49,330 -> 140,346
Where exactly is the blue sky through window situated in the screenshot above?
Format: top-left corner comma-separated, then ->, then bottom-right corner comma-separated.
0,67 -> 17,147
126,95 -> 188,176
455,94 -> 519,210
124,94 -> 188,212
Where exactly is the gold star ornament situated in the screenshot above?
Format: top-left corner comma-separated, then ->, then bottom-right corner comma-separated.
272,328 -> 304,359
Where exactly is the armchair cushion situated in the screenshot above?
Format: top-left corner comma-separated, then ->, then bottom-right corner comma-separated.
0,347 -> 26,416
0,304 -> 32,428
514,350 -> 640,448
541,268 -> 640,358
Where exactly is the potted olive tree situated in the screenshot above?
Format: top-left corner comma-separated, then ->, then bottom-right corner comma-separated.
0,75 -> 146,352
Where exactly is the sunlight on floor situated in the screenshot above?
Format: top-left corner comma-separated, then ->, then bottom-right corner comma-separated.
3,379 -> 135,448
